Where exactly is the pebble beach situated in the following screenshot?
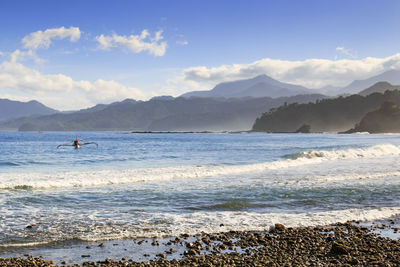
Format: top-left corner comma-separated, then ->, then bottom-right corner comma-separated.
1,218 -> 399,266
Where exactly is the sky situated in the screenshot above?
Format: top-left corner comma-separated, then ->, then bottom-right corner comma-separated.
0,0 -> 400,110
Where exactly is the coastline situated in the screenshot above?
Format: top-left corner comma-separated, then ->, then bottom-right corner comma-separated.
1,217 -> 399,266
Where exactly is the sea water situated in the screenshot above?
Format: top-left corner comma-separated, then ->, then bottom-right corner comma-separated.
0,132 -> 399,249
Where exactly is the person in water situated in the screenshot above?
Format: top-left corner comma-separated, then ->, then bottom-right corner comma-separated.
57,138 -> 98,149
73,139 -> 80,148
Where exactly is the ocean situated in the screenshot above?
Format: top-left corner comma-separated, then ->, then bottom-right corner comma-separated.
0,131 -> 400,261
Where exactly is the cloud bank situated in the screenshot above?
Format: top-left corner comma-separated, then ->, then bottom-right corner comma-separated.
177,54 -> 400,90
96,30 -> 167,56
0,60 -> 145,110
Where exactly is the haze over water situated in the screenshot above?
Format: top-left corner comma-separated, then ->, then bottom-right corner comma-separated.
0,132 -> 399,249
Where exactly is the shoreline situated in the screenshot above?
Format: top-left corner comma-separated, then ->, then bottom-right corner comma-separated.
1,217 -> 399,266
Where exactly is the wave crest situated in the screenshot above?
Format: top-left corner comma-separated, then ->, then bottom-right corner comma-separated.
1,144 -> 399,190
288,144 -> 400,160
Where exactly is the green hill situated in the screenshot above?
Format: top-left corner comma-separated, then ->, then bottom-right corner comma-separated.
252,90 -> 400,133
344,101 -> 400,133
358,81 -> 400,96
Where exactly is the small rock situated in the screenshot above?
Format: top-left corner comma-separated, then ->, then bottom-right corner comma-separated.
330,242 -> 351,255
274,223 -> 286,231
184,249 -> 197,256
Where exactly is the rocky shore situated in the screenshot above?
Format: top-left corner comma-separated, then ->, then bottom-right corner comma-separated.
1,221 -> 399,266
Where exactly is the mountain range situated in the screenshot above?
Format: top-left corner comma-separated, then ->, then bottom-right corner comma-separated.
181,69 -> 400,98
0,94 -> 324,131
0,99 -> 57,122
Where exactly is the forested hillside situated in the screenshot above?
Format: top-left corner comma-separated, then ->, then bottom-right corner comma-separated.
252,90 -> 400,133
344,101 -> 400,133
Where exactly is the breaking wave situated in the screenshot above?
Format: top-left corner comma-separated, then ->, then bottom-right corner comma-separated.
1,144 -> 399,190
287,144 -> 400,160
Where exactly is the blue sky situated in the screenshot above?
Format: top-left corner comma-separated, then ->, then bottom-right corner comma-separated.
0,0 -> 400,110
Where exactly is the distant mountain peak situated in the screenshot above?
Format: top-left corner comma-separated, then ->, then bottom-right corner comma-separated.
181,74 -> 312,99
358,81 -> 400,96
0,98 -> 58,122
338,69 -> 400,95
120,98 -> 136,104
372,81 -> 392,86
252,74 -> 271,80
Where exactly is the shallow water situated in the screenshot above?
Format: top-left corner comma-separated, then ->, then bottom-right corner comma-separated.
0,132 -> 400,250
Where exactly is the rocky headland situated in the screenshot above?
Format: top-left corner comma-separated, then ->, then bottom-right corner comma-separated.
344,101 -> 400,133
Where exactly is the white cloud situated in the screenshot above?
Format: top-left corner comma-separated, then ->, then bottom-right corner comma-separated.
9,49 -> 43,64
96,30 -> 167,56
172,54 -> 400,92
0,60 -> 146,110
336,46 -> 356,59
22,26 -> 81,51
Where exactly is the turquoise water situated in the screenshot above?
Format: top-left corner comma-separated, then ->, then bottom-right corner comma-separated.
0,132 -> 400,248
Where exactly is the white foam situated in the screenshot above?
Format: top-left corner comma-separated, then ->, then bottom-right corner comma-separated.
3,206 -> 399,245
1,144 -> 399,190
8,207 -> 398,243
0,241 -> 50,248
146,207 -> 400,238
306,171 -> 400,183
